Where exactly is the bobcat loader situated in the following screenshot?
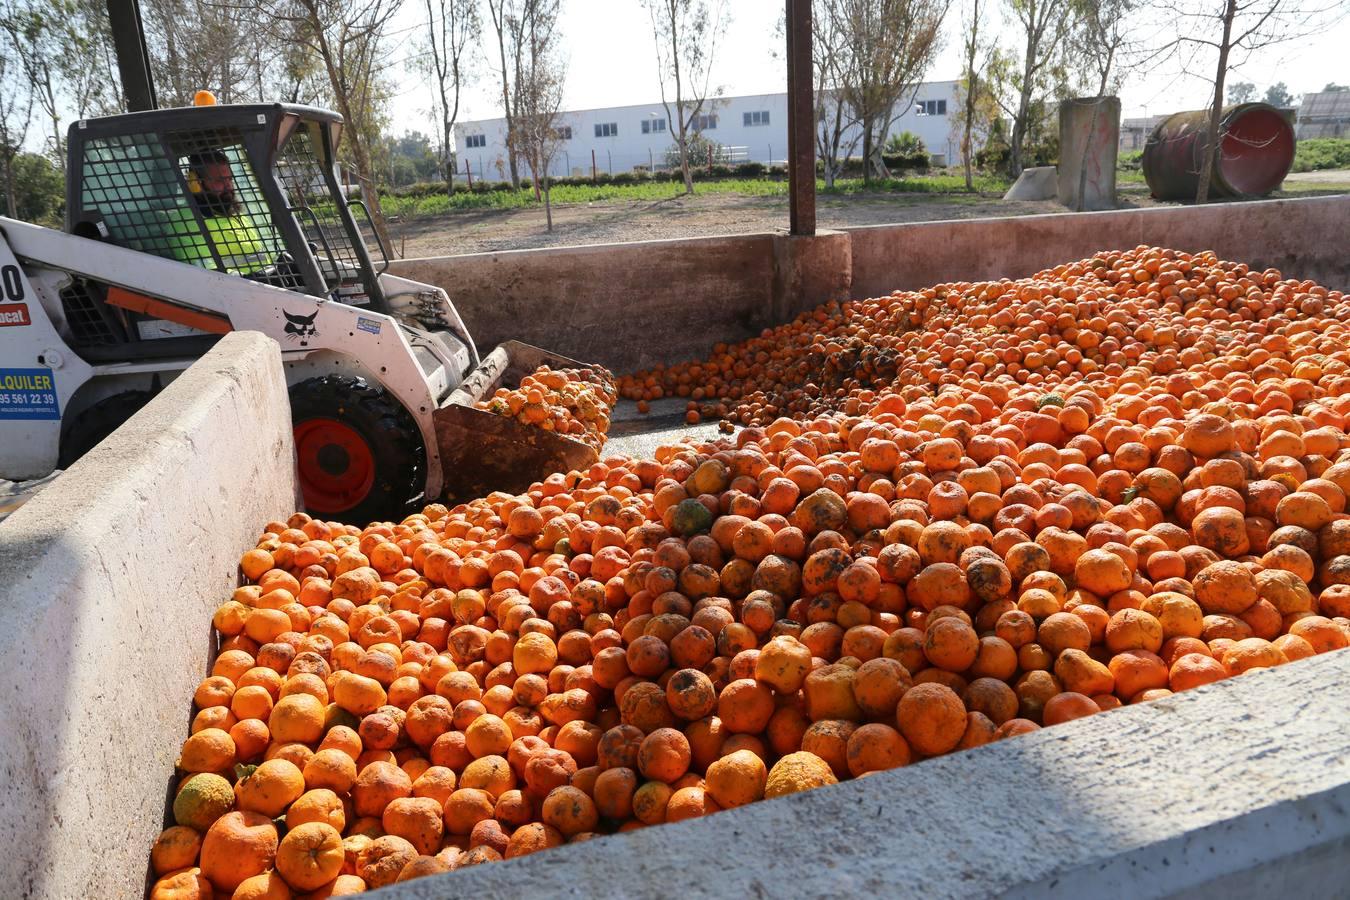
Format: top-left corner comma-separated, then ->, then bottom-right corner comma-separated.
0,98 -> 595,522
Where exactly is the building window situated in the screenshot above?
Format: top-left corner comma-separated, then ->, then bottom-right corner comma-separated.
694,114 -> 718,131
464,134 -> 486,148
916,100 -> 947,116
554,126 -> 572,140
595,122 -> 618,138
641,118 -> 667,134
743,110 -> 771,127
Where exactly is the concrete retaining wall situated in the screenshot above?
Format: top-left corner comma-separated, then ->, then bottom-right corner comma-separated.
847,194 -> 1350,298
393,233 -> 836,374
382,648 -> 1350,899
391,194 -> 1350,373
0,332 -> 298,899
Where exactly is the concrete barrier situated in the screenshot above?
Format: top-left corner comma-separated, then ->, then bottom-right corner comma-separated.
0,332 -> 298,899
379,648 -> 1350,899
1058,96 -> 1120,211
1003,165 -> 1060,201
391,194 -> 1350,373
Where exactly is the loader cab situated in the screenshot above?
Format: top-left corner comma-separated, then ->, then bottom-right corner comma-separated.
60,101 -> 389,359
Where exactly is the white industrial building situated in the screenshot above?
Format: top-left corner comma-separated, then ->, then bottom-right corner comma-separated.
453,81 -> 962,181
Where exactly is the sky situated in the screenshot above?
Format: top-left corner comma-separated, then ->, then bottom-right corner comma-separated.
384,0 -> 1350,135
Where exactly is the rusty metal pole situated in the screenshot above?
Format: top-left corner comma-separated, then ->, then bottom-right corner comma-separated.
785,0 -> 816,236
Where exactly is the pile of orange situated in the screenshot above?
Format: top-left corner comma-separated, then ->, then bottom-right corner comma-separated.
151,246 -> 1350,896
477,365 -> 616,452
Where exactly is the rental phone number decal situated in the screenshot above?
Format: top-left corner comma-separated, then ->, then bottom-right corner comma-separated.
0,369 -> 60,419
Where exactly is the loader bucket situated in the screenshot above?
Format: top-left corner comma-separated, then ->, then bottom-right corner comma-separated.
433,340 -> 602,501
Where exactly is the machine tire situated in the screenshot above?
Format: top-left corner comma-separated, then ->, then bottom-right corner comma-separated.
290,375 -> 424,523
57,390 -> 154,468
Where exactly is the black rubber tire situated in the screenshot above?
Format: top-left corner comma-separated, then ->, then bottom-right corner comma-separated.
58,390 -> 153,468
289,375 -> 424,524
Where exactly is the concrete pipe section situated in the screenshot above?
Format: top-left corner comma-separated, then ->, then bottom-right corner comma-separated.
1143,103 -> 1296,201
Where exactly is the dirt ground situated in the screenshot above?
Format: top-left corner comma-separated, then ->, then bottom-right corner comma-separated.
390,187 -> 1161,258
389,172 -> 1350,258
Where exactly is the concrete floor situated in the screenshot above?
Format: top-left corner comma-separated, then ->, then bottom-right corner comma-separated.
0,471 -> 60,524
605,398 -> 733,459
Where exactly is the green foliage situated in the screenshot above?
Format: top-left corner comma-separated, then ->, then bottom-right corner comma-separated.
1227,81 -> 1256,104
664,132 -> 732,169
379,172 -> 1011,217
1291,139 -> 1350,173
881,131 -> 929,172
1263,82 -> 1294,108
2,153 -> 64,225
377,131 -> 442,187
975,117 -> 1011,172
885,131 -> 927,156
1117,149 -> 1143,172
821,173 -> 1009,195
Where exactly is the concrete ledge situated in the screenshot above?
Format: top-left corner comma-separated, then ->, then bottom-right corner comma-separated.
382,649 -> 1350,899
0,332 -> 298,899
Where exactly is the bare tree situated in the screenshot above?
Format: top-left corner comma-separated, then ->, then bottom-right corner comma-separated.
485,0 -> 521,186
1142,0 -> 1345,203
257,0 -> 402,251
484,0 -> 563,189
811,2 -> 858,188
837,0 -> 949,182
1002,0 -> 1074,177
1,0 -> 69,158
642,0 -> 730,195
0,50 -> 33,217
421,0 -> 479,197
507,9 -> 565,230
143,0 -> 288,106
955,0 -> 995,190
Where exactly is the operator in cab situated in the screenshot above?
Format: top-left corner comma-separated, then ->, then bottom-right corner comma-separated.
170,148 -> 273,274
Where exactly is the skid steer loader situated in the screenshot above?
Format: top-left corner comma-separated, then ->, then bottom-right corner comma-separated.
0,98 -> 597,522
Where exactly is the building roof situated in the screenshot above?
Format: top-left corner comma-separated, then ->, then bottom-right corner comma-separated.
455,81 -> 961,130
1299,90 -> 1350,120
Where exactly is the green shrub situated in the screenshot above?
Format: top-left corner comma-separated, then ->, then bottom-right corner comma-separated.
1291,139 -> 1350,173
882,151 -> 930,173
885,130 -> 927,156
734,161 -> 766,178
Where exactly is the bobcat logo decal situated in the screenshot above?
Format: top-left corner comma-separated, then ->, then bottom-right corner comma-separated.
283,309 -> 319,347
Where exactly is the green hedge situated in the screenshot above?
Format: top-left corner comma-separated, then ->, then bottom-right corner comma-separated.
379,164 -> 799,198
1291,139 -> 1350,173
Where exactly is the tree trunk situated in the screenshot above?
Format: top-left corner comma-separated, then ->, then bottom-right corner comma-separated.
2,155 -> 14,219
962,99 -> 975,190
492,15 -> 519,187
310,22 -> 395,254
1010,19 -> 1038,178
680,132 -> 694,194
962,0 -> 979,192
544,181 -> 553,230
1195,0 -> 1237,205
861,118 -> 872,185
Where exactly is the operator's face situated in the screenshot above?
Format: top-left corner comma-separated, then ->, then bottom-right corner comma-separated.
202,161 -> 234,194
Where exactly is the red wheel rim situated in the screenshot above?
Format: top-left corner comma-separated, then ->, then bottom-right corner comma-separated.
294,417 -> 376,514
